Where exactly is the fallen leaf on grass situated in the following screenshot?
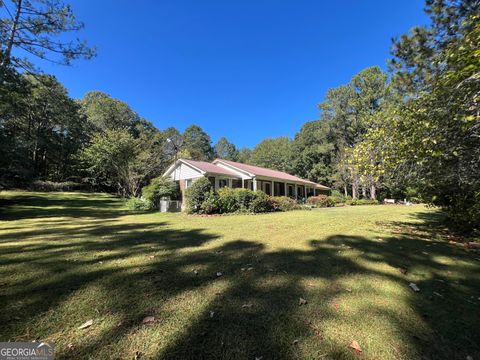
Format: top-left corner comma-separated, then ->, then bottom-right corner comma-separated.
67,343 -> 74,350
209,311 -> 215,318
349,340 -> 362,353
345,288 -> 352,292
433,291 -> 444,298
292,339 -> 299,345
134,351 -> 142,359
216,272 -> 223,277
409,283 -> 420,292
193,269 -> 199,275
242,303 -> 253,308
78,319 -> 93,330
142,316 -> 156,324
298,298 -> 307,305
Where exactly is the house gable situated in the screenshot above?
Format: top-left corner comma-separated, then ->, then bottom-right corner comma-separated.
164,160 -> 205,181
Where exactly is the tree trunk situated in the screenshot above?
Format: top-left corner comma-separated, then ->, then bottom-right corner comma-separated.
2,0 -> 22,67
344,185 -> 348,198
362,186 -> 367,199
370,183 -> 376,200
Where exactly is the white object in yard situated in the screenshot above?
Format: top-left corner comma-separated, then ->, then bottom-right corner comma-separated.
409,282 -> 420,292
160,199 -> 181,212
384,198 -> 395,204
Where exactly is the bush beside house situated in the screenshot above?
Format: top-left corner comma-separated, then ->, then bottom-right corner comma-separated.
306,195 -> 335,208
142,176 -> 178,208
185,177 -> 213,213
126,197 -> 153,211
184,179 -> 297,214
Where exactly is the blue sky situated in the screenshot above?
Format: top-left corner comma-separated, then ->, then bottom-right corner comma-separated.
35,1 -> 428,148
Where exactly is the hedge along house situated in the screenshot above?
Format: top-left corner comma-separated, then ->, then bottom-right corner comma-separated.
163,158 -> 330,208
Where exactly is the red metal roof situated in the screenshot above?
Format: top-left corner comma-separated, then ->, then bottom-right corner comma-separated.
214,159 -> 329,189
181,159 -> 241,177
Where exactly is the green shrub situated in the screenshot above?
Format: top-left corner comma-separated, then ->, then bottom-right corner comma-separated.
185,177 -> 213,213
345,198 -> 379,206
218,187 -> 240,213
306,195 -> 335,208
234,188 -> 257,211
271,196 -> 299,211
329,190 -> 346,204
126,197 -> 153,211
142,176 -> 178,208
440,192 -> 480,234
249,191 -> 274,213
200,190 -> 221,214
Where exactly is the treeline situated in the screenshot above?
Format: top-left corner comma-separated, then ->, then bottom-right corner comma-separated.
0,74 -> 232,196
1,0 -> 479,232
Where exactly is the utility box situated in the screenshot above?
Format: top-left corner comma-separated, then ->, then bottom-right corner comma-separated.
159,199 -> 182,212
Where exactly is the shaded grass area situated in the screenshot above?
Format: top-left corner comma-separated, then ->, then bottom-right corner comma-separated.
0,191 -> 479,359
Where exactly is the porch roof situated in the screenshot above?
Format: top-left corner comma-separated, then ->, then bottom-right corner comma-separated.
213,159 -> 330,190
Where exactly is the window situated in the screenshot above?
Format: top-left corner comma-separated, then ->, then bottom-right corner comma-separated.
218,179 -> 228,188
232,179 -> 242,188
185,179 -> 192,188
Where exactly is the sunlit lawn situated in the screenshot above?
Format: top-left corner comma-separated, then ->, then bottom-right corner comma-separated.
0,191 -> 479,359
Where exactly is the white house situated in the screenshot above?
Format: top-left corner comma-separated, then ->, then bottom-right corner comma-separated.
163,158 -> 330,207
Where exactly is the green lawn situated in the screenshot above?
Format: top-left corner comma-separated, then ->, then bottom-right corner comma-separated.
0,191 -> 479,360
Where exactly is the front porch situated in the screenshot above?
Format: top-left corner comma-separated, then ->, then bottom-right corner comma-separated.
206,175 -> 326,199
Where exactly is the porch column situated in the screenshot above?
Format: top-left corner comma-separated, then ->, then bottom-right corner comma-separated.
295,184 -> 298,200
304,186 -> 307,198
242,179 -> 245,188
253,178 -> 257,192
271,181 -> 274,196
284,183 -> 287,197
228,178 -> 232,188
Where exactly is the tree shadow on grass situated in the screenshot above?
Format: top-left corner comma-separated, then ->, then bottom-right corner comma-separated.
1,197 -> 479,359
0,192 -> 128,221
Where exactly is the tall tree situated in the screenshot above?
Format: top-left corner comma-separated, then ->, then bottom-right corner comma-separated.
293,120 -> 335,186
214,136 -> 238,161
236,147 -> 252,164
181,125 -> 214,161
0,0 -> 95,71
388,1 -> 480,231
389,0 -> 479,93
317,66 -> 393,198
79,91 -> 140,133
249,137 -> 294,173
0,74 -> 84,180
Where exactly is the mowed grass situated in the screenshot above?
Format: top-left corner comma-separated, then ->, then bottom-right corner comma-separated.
0,192 -> 479,360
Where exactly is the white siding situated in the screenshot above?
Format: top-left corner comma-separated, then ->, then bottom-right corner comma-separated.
169,163 -> 204,181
